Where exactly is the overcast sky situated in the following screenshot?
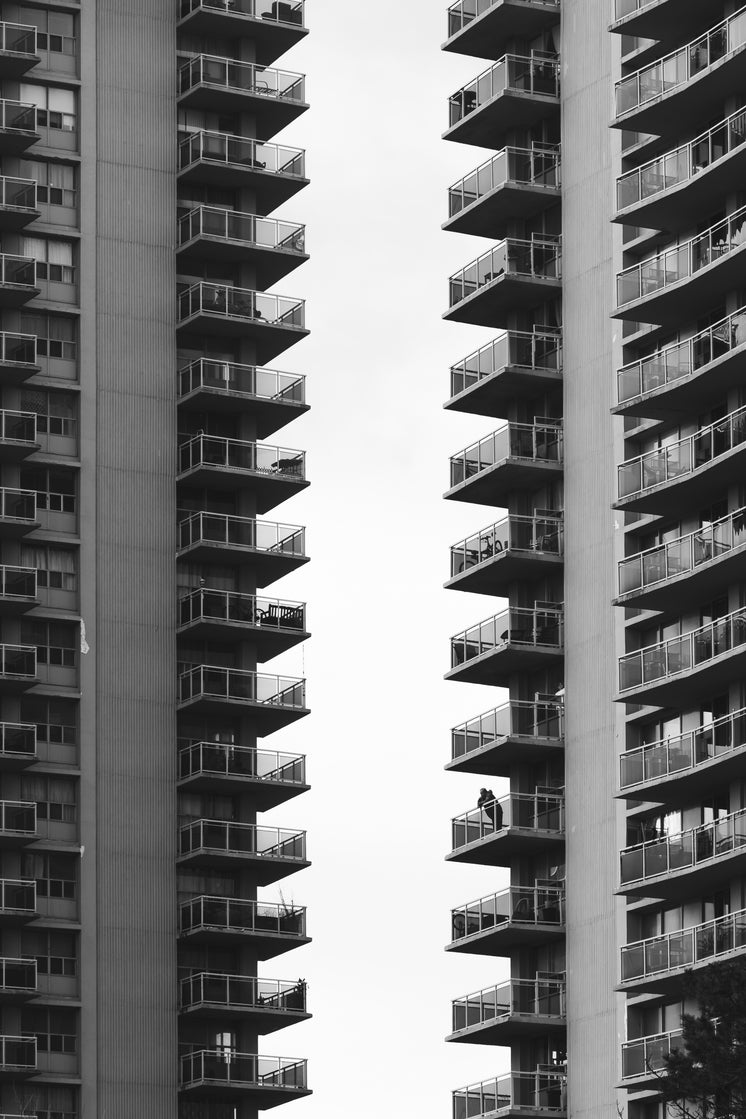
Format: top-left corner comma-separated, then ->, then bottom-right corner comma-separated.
256,3 -> 513,1114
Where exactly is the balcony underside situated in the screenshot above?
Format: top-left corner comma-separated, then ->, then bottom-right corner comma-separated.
446,734 -> 564,778
620,1069 -> 670,1093
177,238 -> 308,289
445,274 -> 561,329
446,642 -> 563,686
614,340 -> 746,422
446,365 -> 563,418
615,442 -> 746,517
178,383 -> 309,441
446,550 -> 563,597
178,159 -> 309,213
0,750 -> 35,771
0,983 -> 35,1002
446,1013 -> 566,1046
0,675 -> 35,694
0,51 -> 40,79
176,693 -> 309,735
0,592 -> 37,615
0,356 -> 39,385
0,129 -> 39,156
177,313 -> 308,365
447,828 -> 565,867
445,459 -> 562,506
177,86 -> 309,141
620,844 -> 746,901
178,771 -> 309,811
610,0 -> 705,43
177,616 -> 309,660
176,848 -> 309,886
447,918 -> 565,957
179,1081 -> 311,1109
0,830 -> 35,848
0,908 -> 35,926
180,1000 -> 310,1034
0,284 -> 39,309
615,540 -> 746,615
444,182 -> 561,239
618,743 -> 746,807
615,243 -> 746,328
177,10 -> 307,66
179,925 -> 310,960
176,542 -> 308,587
443,1 -> 561,60
619,644 -> 746,710
618,941 -> 746,997
176,464 -> 308,513
0,438 -> 39,463
444,91 -> 560,149
0,1063 -> 35,1080
0,204 -> 40,232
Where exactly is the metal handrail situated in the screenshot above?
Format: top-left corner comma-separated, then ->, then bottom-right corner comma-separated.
0,100 -> 37,134
619,604 -> 746,692
178,205 -> 305,252
178,281 -> 305,328
0,410 -> 35,444
452,792 -> 565,849
448,145 -> 561,217
178,358 -> 305,404
451,699 -> 564,761
178,589 -> 305,630
180,1049 -> 307,1090
0,332 -> 36,367
0,176 -> 36,211
615,0 -> 656,18
449,51 -> 560,127
178,129 -> 305,178
0,254 -> 35,288
0,23 -> 36,55
450,513 -> 563,577
620,707 -> 746,790
0,801 -> 35,835
179,895 -> 306,937
448,0 -> 560,37
450,330 -> 562,398
180,971 -> 306,1012
0,957 -> 36,991
177,434 -> 305,478
0,1035 -> 36,1070
177,512 -> 305,556
178,819 -> 306,860
452,978 -> 566,1031
177,665 -> 306,709
451,606 -> 563,667
178,740 -> 305,784
0,566 -> 36,600
179,53 -> 305,101
622,1027 -> 683,1080
622,905 -> 746,982
0,488 -> 35,521
453,1070 -> 566,1116
620,805 -> 746,885
450,420 -> 563,485
0,645 -> 35,679
449,235 -> 562,306
179,0 -> 305,26
451,885 -> 565,941
0,723 -> 35,760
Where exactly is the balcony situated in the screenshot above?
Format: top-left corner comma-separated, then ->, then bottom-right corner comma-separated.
620,907 -> 746,995
180,973 -> 308,1032
618,605 -> 746,708
178,1 -> 306,66
0,333 -> 37,383
615,203 -> 746,328
0,566 -> 36,614
446,237 -> 562,328
445,146 -> 561,238
448,886 -> 564,956
0,801 -> 35,846
446,331 -> 562,417
0,255 -> 38,308
619,708 -> 746,805
614,7 -> 746,136
449,791 -> 564,866
621,1027 -> 681,1090
611,0 -> 705,43
448,699 -> 564,777
446,421 -> 562,506
178,741 -> 307,809
0,958 -> 36,1000
0,177 -> 37,231
447,606 -> 563,686
0,1036 -> 35,1077
0,646 -> 35,692
178,590 -> 307,658
177,514 -> 307,585
615,106 -> 746,233
0,489 -> 37,537
0,879 -> 35,925
0,100 -> 38,155
177,207 -> 307,287
0,411 -> 38,461
0,723 -> 36,770
177,666 -> 308,733
619,806 -> 746,901
179,1050 -> 309,1107
448,978 -> 566,1046
447,513 -> 563,596
445,53 -> 560,148
444,0 -> 561,61
177,435 -> 307,511
178,56 -> 307,140
178,359 -> 307,439
453,1071 -> 566,1118
0,23 -> 38,77
177,283 -> 307,364
179,896 -> 308,958
177,820 -> 308,883
178,131 -> 308,211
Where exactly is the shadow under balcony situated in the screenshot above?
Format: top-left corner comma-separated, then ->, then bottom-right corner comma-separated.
453,1071 -> 567,1118
0,176 -> 38,231
177,589 -> 308,659
610,0 -> 707,44
619,906 -> 746,996
177,665 -> 308,734
177,514 -> 307,586
447,514 -> 563,597
178,55 -> 308,141
447,606 -> 563,686
448,978 -> 566,1047
445,237 -> 562,329
178,131 -> 308,212
0,957 -> 35,1001
446,330 -> 562,418
444,53 -> 560,149
444,0 -> 561,61
178,360 -> 308,440
179,895 -> 309,959
619,806 -> 746,901
0,723 -> 36,770
177,435 -> 307,512
448,791 -> 565,867
444,146 -> 561,239
446,421 -> 562,506
447,698 -> 564,777
0,646 -> 35,692
180,972 -> 309,1033
0,22 -> 39,78
177,207 -> 307,287
178,0 -> 307,67
177,282 -> 307,364
0,255 -> 39,308
179,1050 -> 309,1108
0,1036 -> 36,1078
178,740 -> 308,810
0,566 -> 36,614
177,820 -> 308,885
0,100 -> 38,155
0,801 -> 35,847
621,1027 -> 681,1092
0,333 -> 38,384
448,885 -> 565,956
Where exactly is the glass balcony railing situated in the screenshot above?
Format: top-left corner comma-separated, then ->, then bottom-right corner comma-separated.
178,741 -> 305,785
178,358 -> 305,407
615,0 -> 656,18
0,488 -> 35,523
616,5 -> 746,117
178,435 -> 305,481
450,330 -> 562,398
0,22 -> 36,55
180,895 -> 306,938
0,645 -> 35,681
0,801 -> 34,836
453,1070 -> 566,1118
179,589 -> 305,631
0,565 -> 35,600
617,202 -> 746,307
620,806 -> 746,886
622,1027 -> 682,1080
0,722 -> 35,762
0,332 -> 35,367
178,206 -> 305,253
452,978 -> 565,1032
450,421 -> 562,486
178,666 -> 306,710
451,699 -> 564,762
0,1036 -> 35,1071
617,105 -> 746,211
450,513 -> 563,578
621,707 -> 746,791
451,885 -> 564,942
0,410 -> 35,445
180,1050 -> 307,1091
179,820 -> 306,862
622,906 -> 746,982
179,130 -> 305,179
0,100 -> 36,135
177,513 -> 305,557
0,176 -> 35,211
0,957 -> 35,992
619,605 -> 746,693
0,254 -> 34,289
451,607 -> 563,668
179,0 -> 305,26
448,0 -> 560,39
618,405 -> 746,501
448,145 -> 560,217
449,237 -> 561,306
449,52 -> 560,127
180,972 -> 307,1013
0,879 -> 34,916
179,54 -> 305,101
451,791 -> 564,850
178,282 -> 305,329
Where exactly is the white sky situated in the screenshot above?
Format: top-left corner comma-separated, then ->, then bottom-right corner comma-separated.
256,3 -> 515,1114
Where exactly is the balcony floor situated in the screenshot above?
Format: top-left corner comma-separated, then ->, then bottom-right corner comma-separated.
179,1081 -> 311,1109
619,643 -> 746,710
0,129 -> 39,156
444,182 -> 561,239
446,641 -> 563,687
615,439 -> 746,517
446,365 -> 563,418
179,924 -> 310,960
443,1 -> 561,60
610,0 -> 706,42
177,615 -> 309,660
178,770 -> 309,811
177,237 -> 308,289
446,549 -> 563,598
0,283 -> 40,309
618,940 -> 746,998
613,340 -> 746,422
446,734 -> 564,778
175,542 -> 308,588
0,51 -> 41,79
0,437 -> 39,463
0,204 -> 40,233
447,916 -> 565,957
177,9 -> 307,66
0,356 -> 39,385
176,463 -> 308,514
445,458 -> 562,507
180,998 -> 310,1034
178,160 -> 309,214
0,592 -> 37,615
177,692 -> 309,735
445,273 -> 561,329
177,86 -> 309,142
615,241 -> 746,329
446,1012 -> 566,1046
447,827 -> 565,867
178,382 -> 309,441
444,90 -> 560,150
176,847 -> 310,886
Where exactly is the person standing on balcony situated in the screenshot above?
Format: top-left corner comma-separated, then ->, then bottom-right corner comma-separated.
478,787 -> 502,830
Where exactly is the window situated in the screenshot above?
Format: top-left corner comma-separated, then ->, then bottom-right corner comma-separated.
20,619 -> 77,668
19,544 -> 77,591
18,160 -> 76,208
20,697 -> 77,746
20,237 -> 75,284
15,1084 -> 77,1119
19,465 -> 76,513
20,775 -> 76,824
21,1006 -> 77,1053
19,312 -> 77,361
21,929 -> 77,977
21,852 -> 76,900
19,83 -> 76,131
17,8 -> 76,55
20,388 -> 77,438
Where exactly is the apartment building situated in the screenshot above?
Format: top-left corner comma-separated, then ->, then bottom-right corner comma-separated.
442,1 -> 746,1117
0,2 -> 312,1117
